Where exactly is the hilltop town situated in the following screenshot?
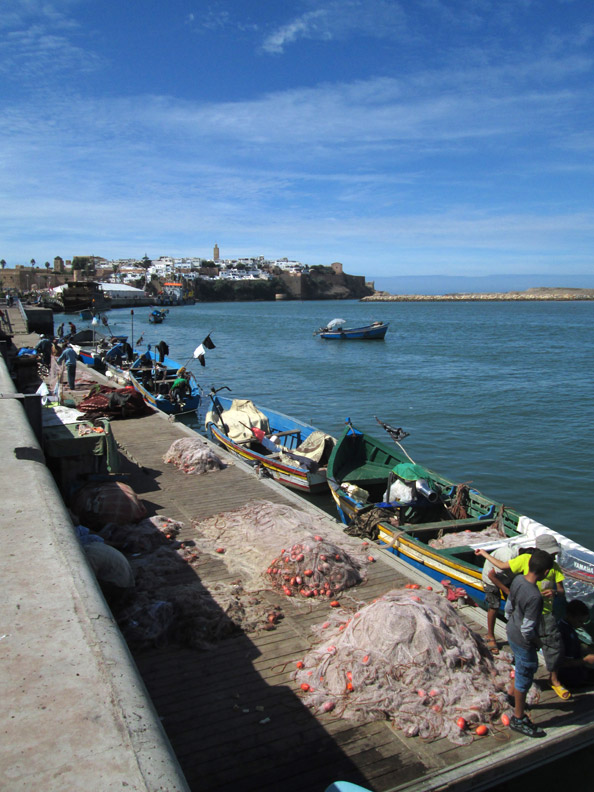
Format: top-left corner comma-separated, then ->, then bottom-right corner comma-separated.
0,247 -> 374,302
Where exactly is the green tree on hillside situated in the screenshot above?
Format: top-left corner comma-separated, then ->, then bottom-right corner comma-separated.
72,256 -> 96,276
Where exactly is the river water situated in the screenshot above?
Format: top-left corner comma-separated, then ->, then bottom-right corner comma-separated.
70,298 -> 593,545
56,298 -> 594,789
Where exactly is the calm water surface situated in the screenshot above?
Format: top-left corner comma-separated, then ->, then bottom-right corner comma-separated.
84,298 -> 594,544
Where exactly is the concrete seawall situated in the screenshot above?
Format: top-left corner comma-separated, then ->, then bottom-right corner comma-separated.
0,356 -> 189,791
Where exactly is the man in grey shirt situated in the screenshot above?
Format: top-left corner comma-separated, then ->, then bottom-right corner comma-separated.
506,548 -> 554,737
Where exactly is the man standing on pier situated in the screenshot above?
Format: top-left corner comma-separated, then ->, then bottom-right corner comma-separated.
505,548 -> 554,738
57,343 -> 78,389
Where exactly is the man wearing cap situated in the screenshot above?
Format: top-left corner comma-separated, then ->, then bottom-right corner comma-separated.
476,534 -> 568,699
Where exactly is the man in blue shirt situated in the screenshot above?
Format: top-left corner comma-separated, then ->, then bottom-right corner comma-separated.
35,335 -> 53,367
57,344 -> 78,389
506,548 -> 554,738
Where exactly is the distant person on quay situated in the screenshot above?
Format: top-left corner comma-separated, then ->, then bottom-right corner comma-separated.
35,335 -> 53,367
57,344 -> 78,389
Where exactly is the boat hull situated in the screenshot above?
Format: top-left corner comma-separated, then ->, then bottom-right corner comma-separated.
317,323 -> 388,340
327,425 -> 594,608
206,395 -> 333,494
61,281 -> 111,314
112,350 -> 201,416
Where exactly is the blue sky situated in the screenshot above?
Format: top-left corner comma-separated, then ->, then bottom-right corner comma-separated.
1,0 -> 593,281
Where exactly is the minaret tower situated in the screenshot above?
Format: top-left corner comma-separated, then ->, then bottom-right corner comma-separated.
213,243 -> 220,262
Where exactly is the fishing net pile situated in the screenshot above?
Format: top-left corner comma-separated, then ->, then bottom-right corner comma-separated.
344,507 -> 397,540
70,481 -> 147,528
428,524 -> 505,549
163,437 -> 226,475
113,500 -> 367,650
266,536 -> 363,599
116,530 -> 283,650
191,499 -> 371,591
98,515 -> 184,553
77,384 -> 152,419
294,589 -> 529,745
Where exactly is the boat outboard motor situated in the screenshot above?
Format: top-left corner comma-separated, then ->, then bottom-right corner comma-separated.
415,478 -> 438,503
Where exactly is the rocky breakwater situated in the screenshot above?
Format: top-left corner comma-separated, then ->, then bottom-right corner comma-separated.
361,287 -> 594,302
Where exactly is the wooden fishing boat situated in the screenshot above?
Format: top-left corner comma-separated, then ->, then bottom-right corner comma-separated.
314,319 -> 388,340
106,349 -> 201,416
205,388 -> 336,493
327,419 -> 594,608
70,329 -> 128,369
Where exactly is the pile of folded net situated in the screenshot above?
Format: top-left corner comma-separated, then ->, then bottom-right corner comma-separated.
266,535 -> 363,599
294,589 -> 530,745
163,437 -> 226,475
77,384 -> 152,419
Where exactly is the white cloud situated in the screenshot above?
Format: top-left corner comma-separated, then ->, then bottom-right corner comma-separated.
0,1 -> 101,83
262,0 -> 408,54
1,0 -> 592,274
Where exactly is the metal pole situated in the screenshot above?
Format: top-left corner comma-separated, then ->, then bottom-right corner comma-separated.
131,309 -> 134,351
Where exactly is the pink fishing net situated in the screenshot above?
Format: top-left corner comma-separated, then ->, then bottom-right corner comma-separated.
191,500 -> 371,591
428,524 -> 505,549
119,535 -> 284,649
163,437 -> 226,474
266,536 -> 363,600
293,589 -> 534,745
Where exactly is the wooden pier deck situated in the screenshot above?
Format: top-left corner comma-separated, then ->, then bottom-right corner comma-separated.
106,410 -> 594,792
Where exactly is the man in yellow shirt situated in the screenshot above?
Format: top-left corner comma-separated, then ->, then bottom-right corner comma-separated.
476,534 -> 568,699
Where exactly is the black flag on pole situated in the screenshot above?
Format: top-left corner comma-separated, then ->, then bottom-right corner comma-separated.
202,334 -> 216,350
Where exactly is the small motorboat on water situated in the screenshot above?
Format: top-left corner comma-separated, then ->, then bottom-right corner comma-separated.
314,318 -> 389,340
205,387 -> 336,493
148,309 -> 168,324
327,418 -> 594,609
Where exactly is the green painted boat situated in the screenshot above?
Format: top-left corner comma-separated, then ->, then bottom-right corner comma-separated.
326,419 -> 594,608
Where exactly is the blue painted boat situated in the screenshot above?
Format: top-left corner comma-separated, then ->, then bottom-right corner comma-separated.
148,309 -> 168,324
70,329 -> 128,369
119,348 -> 201,416
205,388 -> 335,493
327,419 -> 594,609
314,319 -> 388,339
